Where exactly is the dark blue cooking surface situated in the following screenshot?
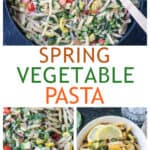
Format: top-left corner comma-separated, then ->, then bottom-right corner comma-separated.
77,107 -> 143,133
3,0 -> 147,45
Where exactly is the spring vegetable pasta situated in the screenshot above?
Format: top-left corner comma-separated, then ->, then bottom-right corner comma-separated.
79,123 -> 140,150
8,0 -> 139,45
3,107 -> 73,150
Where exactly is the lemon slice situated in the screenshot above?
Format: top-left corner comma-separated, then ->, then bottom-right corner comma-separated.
87,125 -> 105,142
87,124 -> 122,142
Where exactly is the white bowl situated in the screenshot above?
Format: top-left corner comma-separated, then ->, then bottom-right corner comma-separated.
77,116 -> 146,150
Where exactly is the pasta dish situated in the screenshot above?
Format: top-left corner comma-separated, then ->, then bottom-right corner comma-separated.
3,107 -> 73,150
79,123 -> 140,150
8,0 -> 139,45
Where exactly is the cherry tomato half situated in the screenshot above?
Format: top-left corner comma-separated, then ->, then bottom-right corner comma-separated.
84,10 -> 90,15
27,2 -> 36,12
98,38 -> 105,45
66,0 -> 73,3
3,108 -> 11,115
52,133 -> 61,141
4,145 -> 12,150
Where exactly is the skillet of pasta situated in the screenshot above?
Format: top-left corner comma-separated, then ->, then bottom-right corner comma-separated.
7,0 -> 139,45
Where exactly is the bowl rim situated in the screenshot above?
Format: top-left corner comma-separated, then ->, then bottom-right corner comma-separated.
4,0 -> 144,45
77,115 -> 146,150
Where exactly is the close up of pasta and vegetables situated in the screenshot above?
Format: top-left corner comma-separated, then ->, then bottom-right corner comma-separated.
77,108 -> 147,150
3,108 -> 146,150
3,108 -> 73,150
7,0 -> 140,45
79,123 -> 140,150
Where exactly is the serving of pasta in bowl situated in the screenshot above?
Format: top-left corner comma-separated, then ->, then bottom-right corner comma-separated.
77,116 -> 146,150
6,0 -> 142,45
3,107 -> 73,150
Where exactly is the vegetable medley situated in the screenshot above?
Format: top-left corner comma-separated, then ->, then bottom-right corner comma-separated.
8,0 -> 139,45
3,107 -> 73,150
79,123 -> 140,150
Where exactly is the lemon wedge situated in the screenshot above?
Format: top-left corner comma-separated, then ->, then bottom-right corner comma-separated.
87,124 -> 122,142
87,124 -> 105,142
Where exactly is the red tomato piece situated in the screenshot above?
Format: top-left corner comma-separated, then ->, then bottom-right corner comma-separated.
84,10 -> 90,15
4,145 -> 12,150
27,2 -> 36,12
3,108 -> 11,115
98,38 -> 105,45
66,0 -> 73,3
52,133 -> 61,141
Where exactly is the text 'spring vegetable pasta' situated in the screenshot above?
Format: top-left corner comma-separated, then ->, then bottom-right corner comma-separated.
3,107 -> 73,150
79,123 -> 140,150
8,0 -> 139,45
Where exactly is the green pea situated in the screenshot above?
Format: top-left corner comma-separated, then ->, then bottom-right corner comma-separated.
68,14 -> 74,19
34,34 -> 39,39
82,27 -> 88,32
